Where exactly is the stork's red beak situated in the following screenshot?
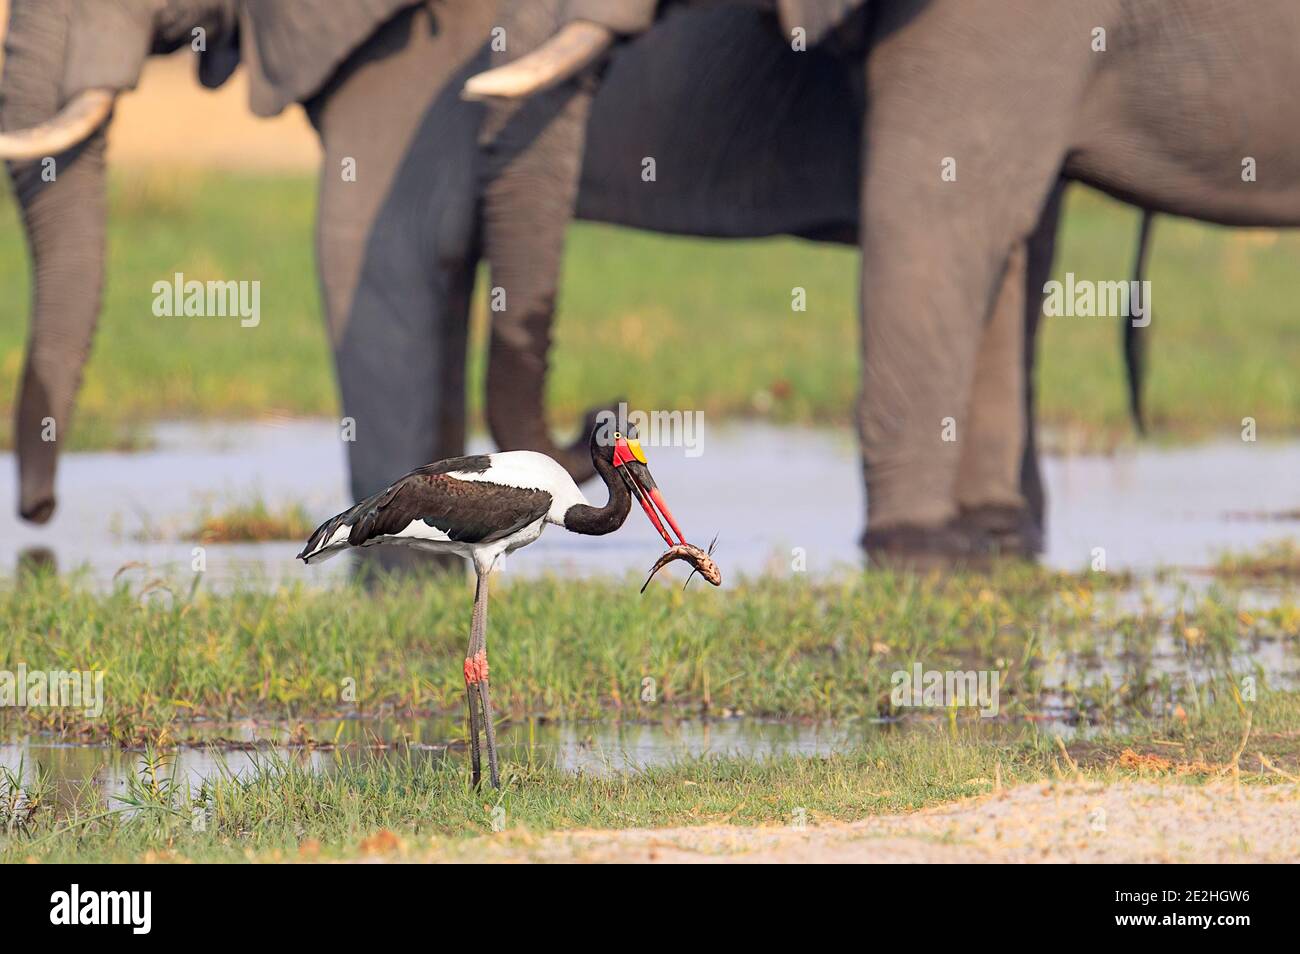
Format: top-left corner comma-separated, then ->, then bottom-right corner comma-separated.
614,437 -> 686,547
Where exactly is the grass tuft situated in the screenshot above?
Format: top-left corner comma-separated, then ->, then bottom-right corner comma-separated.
182,499 -> 318,543
1215,539 -> 1300,581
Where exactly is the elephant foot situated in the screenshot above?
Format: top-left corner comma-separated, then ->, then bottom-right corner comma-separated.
20,494 -> 56,525
957,504 -> 1043,557
862,510 -> 1040,573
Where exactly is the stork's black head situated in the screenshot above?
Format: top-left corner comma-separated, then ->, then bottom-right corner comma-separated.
589,409 -> 639,465
587,410 -> 687,547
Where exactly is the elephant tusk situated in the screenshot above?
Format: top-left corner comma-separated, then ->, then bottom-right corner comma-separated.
0,88 -> 116,161
462,21 -> 614,101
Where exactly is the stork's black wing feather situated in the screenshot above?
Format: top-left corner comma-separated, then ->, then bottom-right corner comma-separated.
298,457 -> 551,560
348,474 -> 551,546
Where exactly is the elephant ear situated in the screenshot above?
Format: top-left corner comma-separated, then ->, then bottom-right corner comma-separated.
776,0 -> 865,48
60,0 -> 156,96
239,0 -> 420,116
59,0 -> 243,96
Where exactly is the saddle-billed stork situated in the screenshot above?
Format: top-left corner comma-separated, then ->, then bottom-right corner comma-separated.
297,415 -> 686,788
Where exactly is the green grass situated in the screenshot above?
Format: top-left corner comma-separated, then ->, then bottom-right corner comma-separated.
2,562 -> 1295,741
1,169 -> 1298,449
0,170 -> 330,450
1044,197 -> 1300,445
3,693 -> 1294,863
2,558 -> 1295,863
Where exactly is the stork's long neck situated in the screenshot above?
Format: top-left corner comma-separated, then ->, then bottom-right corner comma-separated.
562,454 -> 631,535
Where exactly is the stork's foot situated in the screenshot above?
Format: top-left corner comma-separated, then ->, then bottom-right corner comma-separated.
465,670 -> 482,788
862,512 -> 1039,572
464,652 -> 500,789
477,680 -> 502,790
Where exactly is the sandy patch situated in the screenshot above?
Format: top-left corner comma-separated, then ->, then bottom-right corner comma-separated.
427,782 -> 1299,864
109,53 -> 319,171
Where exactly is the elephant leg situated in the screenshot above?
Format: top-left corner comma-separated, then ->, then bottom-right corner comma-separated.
856,1 -> 1082,564
953,240 -> 1033,553
305,4 -> 493,574
476,0 -> 607,481
955,181 -> 1065,557
1018,181 -> 1066,536
855,224 -> 1019,563
1,0 -> 110,525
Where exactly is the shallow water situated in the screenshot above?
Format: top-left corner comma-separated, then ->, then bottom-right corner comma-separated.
4,609 -> 1291,804
2,422 -> 1293,817
0,420 -> 1297,586
0,717 -> 898,810
2,651 -> 1280,805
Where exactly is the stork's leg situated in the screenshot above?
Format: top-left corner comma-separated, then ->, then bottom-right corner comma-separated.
464,568 -> 488,786
473,570 -> 502,789
464,638 -> 482,788
465,567 -> 501,788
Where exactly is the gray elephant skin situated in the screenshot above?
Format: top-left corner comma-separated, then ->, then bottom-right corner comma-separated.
851,0 -> 1290,557
2,0 -> 479,546
3,0 -> 1059,566
480,0 -> 1300,561
4,0 -> 1160,565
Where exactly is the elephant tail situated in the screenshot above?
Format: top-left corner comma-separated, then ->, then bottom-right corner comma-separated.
1125,210 -> 1155,437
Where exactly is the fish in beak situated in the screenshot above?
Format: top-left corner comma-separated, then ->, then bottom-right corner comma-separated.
641,536 -> 722,593
612,435 -> 686,547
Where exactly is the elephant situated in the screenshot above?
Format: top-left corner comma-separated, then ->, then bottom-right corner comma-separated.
467,0 -> 1219,562
1,0 -> 490,557
820,0 -> 1287,554
472,0 -> 1065,560
1,0 -> 1150,565
1,0 -> 1063,561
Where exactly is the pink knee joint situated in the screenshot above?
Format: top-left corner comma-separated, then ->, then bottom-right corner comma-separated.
463,651 -> 489,686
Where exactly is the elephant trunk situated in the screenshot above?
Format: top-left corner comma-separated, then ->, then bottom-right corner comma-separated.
484,307 -> 602,483
481,94 -> 606,484
2,0 -> 111,522
477,6 -> 617,484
